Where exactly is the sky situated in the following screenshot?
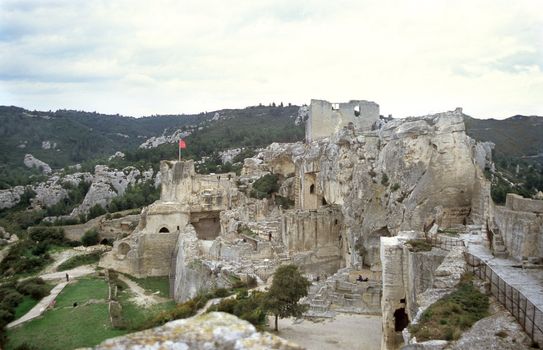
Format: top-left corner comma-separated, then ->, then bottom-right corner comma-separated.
0,0 -> 542,119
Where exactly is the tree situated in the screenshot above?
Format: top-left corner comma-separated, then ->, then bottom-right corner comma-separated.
264,264 -> 310,331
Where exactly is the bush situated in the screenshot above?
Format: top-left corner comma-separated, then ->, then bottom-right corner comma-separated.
16,278 -> 49,299
210,290 -> 267,327
391,183 -> 400,192
0,241 -> 52,276
81,229 -> 99,246
88,204 -> 106,220
250,174 -> 279,199
409,274 -> 489,341
406,239 -> 432,252
28,227 -> 66,246
381,173 -> 389,186
57,252 -> 102,271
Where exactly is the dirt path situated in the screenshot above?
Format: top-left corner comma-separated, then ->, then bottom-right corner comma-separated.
7,282 -> 68,329
41,249 -> 87,274
118,275 -> 168,308
273,314 -> 382,350
40,265 -> 96,282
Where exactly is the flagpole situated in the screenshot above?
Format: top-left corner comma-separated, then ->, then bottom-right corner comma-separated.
178,142 -> 181,161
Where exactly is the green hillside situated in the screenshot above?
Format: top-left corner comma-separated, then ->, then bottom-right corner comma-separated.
464,115 -> 543,161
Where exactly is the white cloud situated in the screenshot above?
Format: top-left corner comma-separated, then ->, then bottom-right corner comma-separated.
0,0 -> 542,118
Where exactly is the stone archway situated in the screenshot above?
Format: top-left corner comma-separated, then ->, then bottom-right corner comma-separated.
118,242 -> 131,256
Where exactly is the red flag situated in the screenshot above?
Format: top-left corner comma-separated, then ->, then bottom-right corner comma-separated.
179,139 -> 186,149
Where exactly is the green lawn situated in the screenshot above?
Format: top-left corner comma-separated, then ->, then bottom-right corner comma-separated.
6,276 -> 176,349
57,252 -> 101,271
6,277 -> 125,350
117,289 -> 175,330
6,303 -> 127,350
55,277 -> 108,308
13,296 -> 39,319
127,275 -> 170,298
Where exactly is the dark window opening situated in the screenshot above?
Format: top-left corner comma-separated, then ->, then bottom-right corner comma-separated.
334,219 -> 338,225
400,298 -> 406,304
159,227 -> 170,233
310,184 -> 315,194
394,308 -> 409,332
177,226 -> 180,230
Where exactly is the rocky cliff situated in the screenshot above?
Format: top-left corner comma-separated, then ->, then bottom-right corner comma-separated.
249,108 -> 488,268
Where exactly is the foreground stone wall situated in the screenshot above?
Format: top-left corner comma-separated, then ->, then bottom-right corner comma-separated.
90,312 -> 303,350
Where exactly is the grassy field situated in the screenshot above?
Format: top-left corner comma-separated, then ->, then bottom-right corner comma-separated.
6,277 -> 125,350
6,276 -> 177,349
13,296 -> 39,319
127,275 -> 170,297
56,252 -> 101,271
117,289 -> 175,330
6,301 -> 127,350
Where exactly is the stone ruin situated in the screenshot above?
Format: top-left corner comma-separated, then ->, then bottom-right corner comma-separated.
98,99 -> 542,349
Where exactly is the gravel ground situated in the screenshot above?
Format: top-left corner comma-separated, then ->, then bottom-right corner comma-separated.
272,313 -> 382,350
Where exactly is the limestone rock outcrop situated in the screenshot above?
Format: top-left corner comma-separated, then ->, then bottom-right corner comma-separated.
90,312 -> 303,350
139,129 -> 191,149
0,186 -> 25,210
23,154 -> 52,174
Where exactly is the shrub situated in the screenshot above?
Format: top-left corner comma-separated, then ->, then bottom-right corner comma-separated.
81,228 -> 99,246
275,195 -> 294,209
406,239 -> 432,252
381,173 -> 389,186
88,204 -> 106,220
409,274 -> 489,341
391,183 -> 400,192
16,278 -> 49,299
250,174 -> 279,199
57,252 -> 101,271
28,227 -> 66,246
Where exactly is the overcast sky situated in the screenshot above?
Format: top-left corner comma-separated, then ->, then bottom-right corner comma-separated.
1,0 -> 542,119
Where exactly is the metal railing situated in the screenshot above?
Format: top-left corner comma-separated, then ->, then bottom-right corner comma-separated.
428,235 -> 465,251
465,252 -> 543,346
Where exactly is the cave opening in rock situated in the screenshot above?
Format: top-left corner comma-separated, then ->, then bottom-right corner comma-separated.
394,307 -> 409,332
159,227 -> 170,233
191,211 -> 221,240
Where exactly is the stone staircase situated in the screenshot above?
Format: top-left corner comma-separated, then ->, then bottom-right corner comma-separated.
492,230 -> 508,258
304,268 -> 381,317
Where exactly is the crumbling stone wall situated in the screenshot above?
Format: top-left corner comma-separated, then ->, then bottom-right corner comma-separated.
282,206 -> 343,252
492,194 -> 543,260
306,99 -> 379,142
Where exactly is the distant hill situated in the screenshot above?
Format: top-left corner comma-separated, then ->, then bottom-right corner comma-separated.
0,105 -> 303,188
0,106 -> 206,169
464,115 -> 543,162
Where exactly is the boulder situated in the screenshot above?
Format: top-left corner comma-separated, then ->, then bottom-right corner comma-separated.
23,154 -> 52,174
90,312 -> 303,350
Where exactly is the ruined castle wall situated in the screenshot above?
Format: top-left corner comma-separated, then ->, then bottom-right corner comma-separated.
282,206 -> 342,252
137,232 -> 180,276
306,99 -> 379,142
505,193 -> 543,213
380,234 -> 447,350
492,198 -> 543,260
160,160 -> 195,203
